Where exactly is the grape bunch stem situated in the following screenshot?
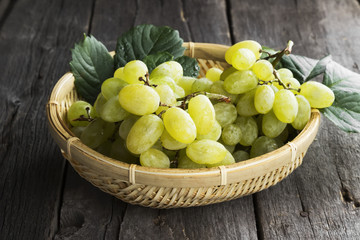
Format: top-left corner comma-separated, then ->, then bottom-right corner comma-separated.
177,92 -> 231,110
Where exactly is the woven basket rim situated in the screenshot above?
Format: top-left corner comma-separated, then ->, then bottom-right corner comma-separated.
46,42 -> 321,187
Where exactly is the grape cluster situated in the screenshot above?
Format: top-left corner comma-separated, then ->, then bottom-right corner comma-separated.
67,40 -> 335,169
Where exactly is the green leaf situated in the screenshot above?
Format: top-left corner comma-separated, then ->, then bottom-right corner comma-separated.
143,52 -> 174,73
70,35 -> 114,104
321,61 -> 360,133
114,24 -> 185,69
175,56 -> 200,77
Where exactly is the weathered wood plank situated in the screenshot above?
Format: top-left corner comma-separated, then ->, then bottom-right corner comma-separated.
0,0 -> 94,239
230,0 -> 360,239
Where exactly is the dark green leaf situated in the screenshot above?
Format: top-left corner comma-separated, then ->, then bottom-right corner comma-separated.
175,56 -> 200,77
143,52 -> 174,73
114,24 -> 185,69
305,55 -> 332,81
70,35 -> 114,104
321,61 -> 360,133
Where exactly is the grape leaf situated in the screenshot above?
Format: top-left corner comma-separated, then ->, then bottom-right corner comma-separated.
114,24 -> 185,69
321,61 -> 360,133
175,56 -> 200,77
143,52 -> 174,73
70,35 -> 114,104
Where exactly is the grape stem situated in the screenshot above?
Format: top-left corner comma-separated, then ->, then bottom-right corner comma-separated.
72,107 -> 94,122
258,71 -> 301,93
263,40 -> 294,68
139,72 -> 157,87
177,92 -> 231,110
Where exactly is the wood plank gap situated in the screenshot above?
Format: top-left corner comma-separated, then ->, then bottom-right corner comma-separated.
88,0 -> 97,34
295,182 -> 316,237
225,0 -> 235,44
0,0 -> 17,33
180,0 -> 193,42
252,194 -> 264,240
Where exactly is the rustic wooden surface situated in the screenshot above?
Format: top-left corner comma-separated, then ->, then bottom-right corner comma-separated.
0,0 -> 359,239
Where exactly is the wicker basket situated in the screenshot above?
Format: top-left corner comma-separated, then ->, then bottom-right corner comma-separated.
46,42 -> 321,208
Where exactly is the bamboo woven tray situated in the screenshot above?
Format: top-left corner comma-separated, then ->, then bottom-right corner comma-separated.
46,42 -> 321,208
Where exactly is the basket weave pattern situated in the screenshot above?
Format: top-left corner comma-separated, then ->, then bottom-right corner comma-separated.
47,43 -> 320,208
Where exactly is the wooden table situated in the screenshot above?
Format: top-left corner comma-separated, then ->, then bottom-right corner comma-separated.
1,0 -> 360,239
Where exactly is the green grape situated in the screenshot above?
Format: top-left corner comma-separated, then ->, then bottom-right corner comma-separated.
252,60 -> 274,80
262,110 -> 287,138
163,107 -> 197,144
67,101 -> 96,127
300,81 -> 335,108
197,120 -> 222,141
155,84 -> 177,115
177,76 -> 196,96
206,151 -> 235,167
110,137 -> 139,164
254,85 -> 275,114
150,61 -> 183,83
250,136 -> 279,158
221,124 -> 242,146
273,78 -> 300,94
220,66 -> 237,81
236,88 -> 259,117
292,95 -> 311,130
273,89 -> 298,123
119,115 -> 140,140
94,93 -> 107,116
96,140 -> 112,156
174,84 -> 185,98
140,148 -> 170,168
232,48 -> 256,71
191,78 -> 213,93
233,150 -> 250,162
186,139 -> 227,164
126,114 -> 164,154
223,70 -> 258,94
274,126 -> 289,143
160,129 -> 187,150
265,73 -> 275,81
123,60 -> 148,84
150,76 -> 177,91
119,84 -> 160,116
188,95 -> 215,135
277,68 -> 293,79
206,67 -> 223,82
209,81 -> 238,103
80,118 -> 115,149
178,155 -> 206,169
225,40 -> 262,64
101,77 -> 128,100
70,126 -> 86,138
270,84 -> 279,93
151,139 -> 163,151
114,67 -> 125,80
234,116 -> 258,146
100,96 -> 130,122
218,138 -> 236,153
213,102 -> 237,127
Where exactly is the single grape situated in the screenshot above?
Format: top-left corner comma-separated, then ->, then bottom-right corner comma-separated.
188,95 -> 215,135
123,60 -> 148,84
273,89 -> 298,123
292,95 -> 311,130
206,151 -> 235,167
100,96 -> 130,122
80,118 -> 115,149
213,102 -> 237,127
262,110 -> 287,138
174,84 -> 185,98
150,61 -> 183,83
150,76 -> 177,91
110,137 -> 139,164
273,77 -> 300,94
178,155 -> 206,169
231,48 -> 256,70
119,115 -> 140,140
126,114 -> 164,154
254,85 -> 275,114
140,148 -> 170,168
186,139 -> 227,164
114,67 -> 125,80
236,88 -> 259,117
160,129 -> 187,150
274,126 -> 289,144
206,67 -> 223,82
277,68 -> 293,79
250,136 -> 279,158
118,84 -> 160,116
252,60 -> 274,80
221,124 -> 242,146
191,78 -> 213,93
300,81 -> 335,108
220,67 -> 237,81
224,70 -> 258,94
101,77 -> 128,100
218,138 -> 236,153
196,120 -> 222,141
67,101 -> 96,127
155,84 -> 177,115
209,81 -> 238,103
225,40 -> 262,64
94,93 -> 107,116
234,116 -> 258,146
163,107 -> 197,144
70,126 -> 86,138
96,140 -> 112,156
177,76 -> 197,96
233,150 -> 250,162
